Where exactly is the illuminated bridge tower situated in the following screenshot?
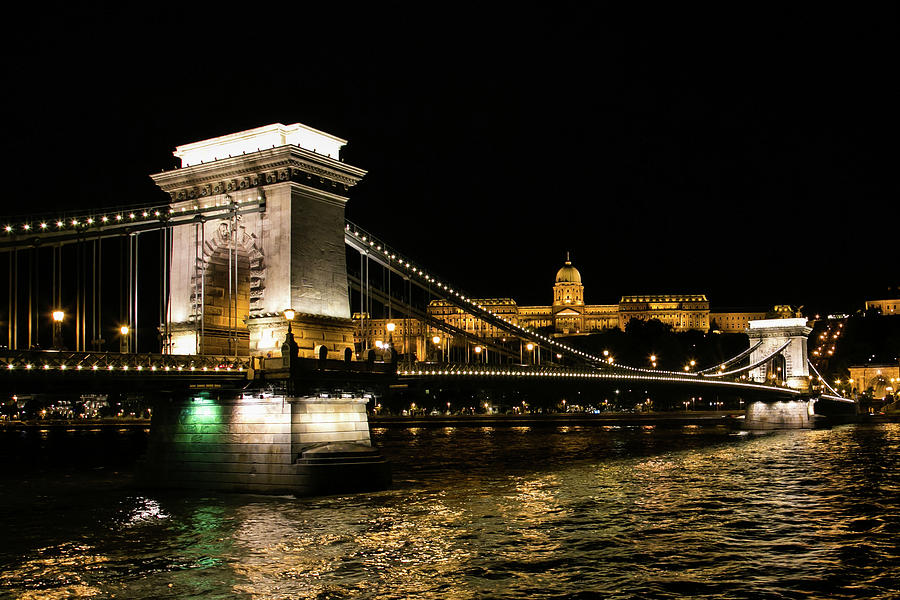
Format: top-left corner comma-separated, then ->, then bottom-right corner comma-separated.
744,317 -> 815,429
144,124 -> 390,496
747,317 -> 813,391
152,123 -> 366,358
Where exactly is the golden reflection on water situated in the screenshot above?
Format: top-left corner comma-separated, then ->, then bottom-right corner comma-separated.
0,543 -> 106,599
3,424 -> 898,599
229,492 -> 476,599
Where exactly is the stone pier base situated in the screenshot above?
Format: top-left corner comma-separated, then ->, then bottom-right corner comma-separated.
140,395 -> 390,495
744,400 -> 813,430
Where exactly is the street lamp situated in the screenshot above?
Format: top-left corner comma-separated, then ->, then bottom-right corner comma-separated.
52,310 -> 64,349
474,345 -> 483,364
526,342 -> 534,364
119,325 -> 130,354
281,309 -> 298,362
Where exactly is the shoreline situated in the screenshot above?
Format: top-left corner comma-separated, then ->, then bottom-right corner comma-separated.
2,412 -> 893,431
0,413 -> 734,430
370,412 -> 741,428
0,419 -> 151,431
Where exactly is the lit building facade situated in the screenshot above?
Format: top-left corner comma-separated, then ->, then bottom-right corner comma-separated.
618,294 -> 710,332
866,298 -> 899,315
429,256 -> 712,337
428,298 -> 520,337
352,314 -> 428,360
709,310 -> 767,333
847,363 -> 900,400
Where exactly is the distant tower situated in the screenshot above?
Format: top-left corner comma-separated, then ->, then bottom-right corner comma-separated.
552,252 -> 585,334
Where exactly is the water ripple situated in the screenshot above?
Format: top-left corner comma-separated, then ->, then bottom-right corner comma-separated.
1,424 -> 899,598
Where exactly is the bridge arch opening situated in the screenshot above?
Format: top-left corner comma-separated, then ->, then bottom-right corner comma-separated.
191,220 -> 265,356
766,354 -> 786,385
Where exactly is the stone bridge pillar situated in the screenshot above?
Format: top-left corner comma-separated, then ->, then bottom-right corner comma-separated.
151,123 -> 367,359
747,318 -> 813,392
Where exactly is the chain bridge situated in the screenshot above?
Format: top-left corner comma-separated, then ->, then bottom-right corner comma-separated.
0,123 -> 856,495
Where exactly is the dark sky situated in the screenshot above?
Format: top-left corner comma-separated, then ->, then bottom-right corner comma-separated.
2,8 -> 896,314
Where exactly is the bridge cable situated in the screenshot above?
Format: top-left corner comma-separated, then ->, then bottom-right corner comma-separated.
695,340 -> 763,374
702,339 -> 792,379
806,358 -> 845,399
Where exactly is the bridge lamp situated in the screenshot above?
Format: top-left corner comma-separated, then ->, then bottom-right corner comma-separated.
52,310 -> 64,349
375,340 -> 384,349
119,325 -> 130,354
433,335 -> 441,345
284,309 -> 295,333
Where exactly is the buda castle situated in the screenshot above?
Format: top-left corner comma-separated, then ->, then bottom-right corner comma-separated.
356,255 -> 775,358
427,254 -> 714,336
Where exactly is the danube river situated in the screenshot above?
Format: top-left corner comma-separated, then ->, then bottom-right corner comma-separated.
1,422 -> 898,599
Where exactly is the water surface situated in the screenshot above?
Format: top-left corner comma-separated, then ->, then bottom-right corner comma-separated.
0,423 -> 897,599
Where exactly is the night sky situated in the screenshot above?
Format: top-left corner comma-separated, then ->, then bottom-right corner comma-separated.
2,8 -> 896,315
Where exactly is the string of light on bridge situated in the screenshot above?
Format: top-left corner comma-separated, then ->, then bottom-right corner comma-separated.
5,207 -> 175,233
397,367 -> 803,395
2,352 -> 249,375
2,195 -> 263,237
6,364 -> 244,372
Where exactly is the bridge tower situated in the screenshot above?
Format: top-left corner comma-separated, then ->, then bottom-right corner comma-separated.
746,317 -> 813,391
743,317 -> 815,429
151,123 -> 367,358
143,124 -> 391,496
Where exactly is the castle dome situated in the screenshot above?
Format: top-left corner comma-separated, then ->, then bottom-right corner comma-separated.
555,253 -> 582,284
